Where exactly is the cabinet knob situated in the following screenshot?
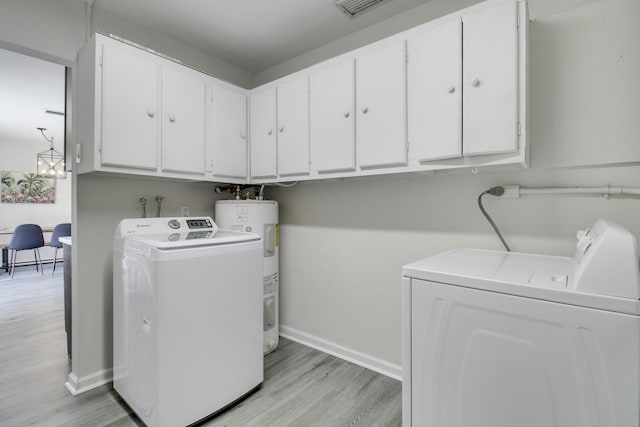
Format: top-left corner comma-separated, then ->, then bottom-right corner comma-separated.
240,132 -> 246,139
471,78 -> 481,87
362,107 -> 369,114
343,111 -> 350,118
448,86 -> 456,94
279,127 -> 285,133
169,116 -> 175,123
147,111 -> 155,118
267,129 -> 272,136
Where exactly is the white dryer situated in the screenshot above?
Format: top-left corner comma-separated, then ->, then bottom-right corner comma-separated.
113,217 -> 263,427
402,219 -> 640,427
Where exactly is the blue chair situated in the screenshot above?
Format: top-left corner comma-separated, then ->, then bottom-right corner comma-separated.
8,224 -> 45,278
49,223 -> 71,274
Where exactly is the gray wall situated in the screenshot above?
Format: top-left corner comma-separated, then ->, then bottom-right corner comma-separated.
0,0 -> 248,392
2,0 -> 639,389
91,7 -> 253,88
73,175 -> 225,385
266,0 -> 640,370
0,0 -> 85,63
253,0 -> 483,86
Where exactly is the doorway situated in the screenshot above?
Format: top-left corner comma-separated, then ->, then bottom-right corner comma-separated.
0,46 -> 72,362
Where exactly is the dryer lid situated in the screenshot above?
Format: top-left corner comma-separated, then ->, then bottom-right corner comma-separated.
403,248 -> 640,315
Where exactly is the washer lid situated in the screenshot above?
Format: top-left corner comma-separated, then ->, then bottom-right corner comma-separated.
126,228 -> 260,249
403,248 -> 640,315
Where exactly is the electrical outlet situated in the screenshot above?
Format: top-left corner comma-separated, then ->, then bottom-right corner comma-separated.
181,206 -> 191,217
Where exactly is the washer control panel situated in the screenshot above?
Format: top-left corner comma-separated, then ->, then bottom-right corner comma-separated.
186,218 -> 213,229
118,217 -> 218,236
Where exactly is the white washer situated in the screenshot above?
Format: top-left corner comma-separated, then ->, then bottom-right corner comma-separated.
113,217 -> 263,427
402,219 -> 640,427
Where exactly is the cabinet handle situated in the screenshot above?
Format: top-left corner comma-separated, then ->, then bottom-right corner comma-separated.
343,111 -> 350,118
267,129 -> 272,136
147,111 -> 155,118
448,86 -> 456,94
362,107 -> 369,114
279,127 -> 285,133
471,78 -> 481,87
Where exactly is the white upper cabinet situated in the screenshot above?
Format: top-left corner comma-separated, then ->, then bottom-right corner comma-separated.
78,34 -> 217,180
250,88 -> 277,179
78,1 -> 526,184
356,42 -> 407,169
213,85 -> 247,179
100,41 -> 159,170
407,18 -> 462,162
277,76 -> 310,177
462,0 -> 519,156
310,60 -> 356,173
161,65 -> 207,174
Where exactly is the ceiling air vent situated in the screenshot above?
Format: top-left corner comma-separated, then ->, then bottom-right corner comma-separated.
335,0 -> 392,18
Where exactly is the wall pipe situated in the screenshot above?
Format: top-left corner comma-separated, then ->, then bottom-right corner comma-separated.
500,185 -> 640,199
481,184 -> 640,252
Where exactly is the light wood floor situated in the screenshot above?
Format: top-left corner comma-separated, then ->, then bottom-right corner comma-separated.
0,267 -> 401,426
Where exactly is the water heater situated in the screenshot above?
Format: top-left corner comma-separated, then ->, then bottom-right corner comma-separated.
215,200 -> 279,354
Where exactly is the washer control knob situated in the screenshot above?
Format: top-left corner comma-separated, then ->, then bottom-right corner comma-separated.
168,219 -> 180,229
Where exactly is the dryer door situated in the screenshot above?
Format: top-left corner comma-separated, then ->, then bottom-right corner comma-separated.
410,278 -> 639,427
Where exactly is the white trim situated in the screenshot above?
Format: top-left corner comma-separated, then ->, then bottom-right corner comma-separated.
280,325 -> 402,381
64,368 -> 113,396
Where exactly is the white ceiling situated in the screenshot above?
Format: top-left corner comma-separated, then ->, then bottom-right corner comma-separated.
0,48 -> 65,151
92,0 -> 435,73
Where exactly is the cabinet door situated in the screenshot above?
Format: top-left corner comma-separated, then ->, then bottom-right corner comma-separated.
463,0 -> 518,155
249,88 -> 277,179
162,66 -> 206,174
356,42 -> 407,168
101,43 -> 158,169
408,18 -> 462,162
310,60 -> 355,173
213,85 -> 247,178
277,76 -> 310,177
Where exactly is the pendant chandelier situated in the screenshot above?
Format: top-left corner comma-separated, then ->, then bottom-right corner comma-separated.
36,127 -> 66,179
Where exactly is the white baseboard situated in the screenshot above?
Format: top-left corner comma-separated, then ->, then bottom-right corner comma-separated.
65,368 -> 113,396
280,325 -> 402,381
62,330 -> 402,396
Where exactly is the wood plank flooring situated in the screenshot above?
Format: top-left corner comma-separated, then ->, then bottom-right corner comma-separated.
0,267 -> 401,426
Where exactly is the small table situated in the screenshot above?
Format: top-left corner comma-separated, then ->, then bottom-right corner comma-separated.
0,226 -> 55,272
